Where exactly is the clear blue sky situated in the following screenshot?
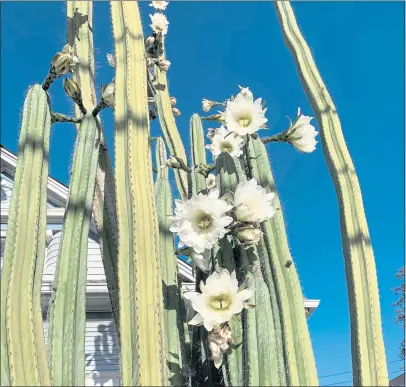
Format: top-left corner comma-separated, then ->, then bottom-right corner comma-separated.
1,1 -> 404,385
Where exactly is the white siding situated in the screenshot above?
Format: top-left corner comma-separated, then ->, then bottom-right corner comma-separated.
0,173 -> 13,208
43,316 -> 121,386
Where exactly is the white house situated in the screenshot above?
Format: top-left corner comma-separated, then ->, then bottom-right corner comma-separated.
0,144 -> 320,386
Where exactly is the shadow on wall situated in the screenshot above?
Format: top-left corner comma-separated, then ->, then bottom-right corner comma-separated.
86,321 -> 121,387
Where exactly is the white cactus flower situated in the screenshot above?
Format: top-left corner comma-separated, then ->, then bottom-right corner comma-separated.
235,225 -> 263,246
185,269 -> 254,331
206,174 -> 216,190
234,178 -> 276,223
286,108 -> 318,153
223,88 -> 267,136
149,1 -> 169,10
206,126 -> 245,159
157,59 -> 171,72
150,12 -> 169,35
208,324 -> 234,369
207,128 -> 216,140
169,189 -> 233,254
191,249 -> 212,272
102,81 -> 115,107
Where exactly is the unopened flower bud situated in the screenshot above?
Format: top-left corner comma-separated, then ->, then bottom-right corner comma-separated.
206,174 -> 216,190
166,156 -> 182,169
236,225 -> 263,246
169,96 -> 177,106
145,36 -> 156,46
63,78 -> 81,99
157,59 -> 171,72
172,108 -> 181,117
207,128 -> 216,140
51,44 -> 79,77
102,81 -> 115,107
202,98 -> 217,112
106,53 -> 116,68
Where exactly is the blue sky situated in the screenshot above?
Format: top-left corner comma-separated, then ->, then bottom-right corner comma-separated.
1,1 -> 404,385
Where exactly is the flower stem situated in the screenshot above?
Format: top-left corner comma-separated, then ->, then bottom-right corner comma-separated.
262,132 -> 289,144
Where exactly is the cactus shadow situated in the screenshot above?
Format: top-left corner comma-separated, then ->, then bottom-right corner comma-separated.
67,8 -> 90,45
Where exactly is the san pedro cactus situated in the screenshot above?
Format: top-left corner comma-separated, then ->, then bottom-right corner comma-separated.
47,113 -> 100,386
275,2 -> 388,385
1,1 -> 390,386
1,85 -> 51,387
111,1 -> 166,385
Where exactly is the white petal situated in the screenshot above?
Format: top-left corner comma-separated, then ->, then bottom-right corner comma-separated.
188,313 -> 204,326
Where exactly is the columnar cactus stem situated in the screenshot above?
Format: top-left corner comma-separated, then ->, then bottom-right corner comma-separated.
190,114 -> 207,197
275,2 -> 388,385
67,0 -> 120,332
154,42 -> 189,200
47,113 -> 100,386
155,137 -> 186,386
1,85 -> 51,386
245,135 -> 318,386
111,1 -> 166,385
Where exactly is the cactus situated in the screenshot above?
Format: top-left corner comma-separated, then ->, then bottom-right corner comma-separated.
67,0 -> 120,332
275,2 -> 388,385
47,113 -> 100,386
1,85 -> 51,387
110,1 -> 166,385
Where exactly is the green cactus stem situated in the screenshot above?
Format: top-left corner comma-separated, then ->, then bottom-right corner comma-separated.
155,137 -> 188,386
111,1 -> 166,385
67,0 -> 120,334
47,113 -> 100,386
275,2 -> 388,385
245,135 -> 318,386
190,114 -> 207,197
1,84 -> 51,386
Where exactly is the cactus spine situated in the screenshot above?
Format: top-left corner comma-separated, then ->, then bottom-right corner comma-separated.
275,2 -> 388,385
47,113 -> 100,386
67,1 -> 120,330
111,1 -> 166,385
1,85 -> 51,386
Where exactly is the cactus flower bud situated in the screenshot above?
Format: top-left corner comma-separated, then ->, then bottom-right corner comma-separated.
206,174 -> 216,190
166,156 -> 182,169
156,59 -> 171,72
63,78 -> 81,99
51,44 -> 79,76
202,98 -> 217,112
207,128 -> 216,140
235,225 -> 263,246
172,108 -> 181,117
106,53 -> 116,68
145,36 -> 156,46
169,96 -> 177,106
102,81 -> 115,107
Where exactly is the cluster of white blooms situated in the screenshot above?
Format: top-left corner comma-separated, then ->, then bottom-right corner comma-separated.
184,269 -> 254,368
149,1 -> 169,35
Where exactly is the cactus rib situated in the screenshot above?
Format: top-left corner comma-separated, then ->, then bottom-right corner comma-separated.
47,113 -> 100,386
111,1 -> 166,385
275,2 -> 388,385
67,0 -> 120,331
1,85 -> 51,386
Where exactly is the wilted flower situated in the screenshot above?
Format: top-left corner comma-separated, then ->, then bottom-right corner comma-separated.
235,225 -> 263,246
51,44 -> 79,76
223,87 -> 267,136
191,249 -> 212,272
150,13 -> 169,35
62,78 -> 80,99
286,108 -> 318,153
206,174 -> 216,190
149,1 -> 169,10
172,108 -> 181,117
169,189 -> 233,254
156,59 -> 171,72
206,126 -> 244,159
202,99 -> 217,112
185,269 -> 254,331
234,178 -> 276,223
102,81 -> 115,107
170,96 -> 177,106
106,53 -> 116,68
208,324 -> 235,369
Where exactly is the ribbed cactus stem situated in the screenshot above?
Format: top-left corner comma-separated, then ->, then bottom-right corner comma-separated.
67,0 -> 120,331
111,1 -> 166,385
155,137 -> 186,386
154,42 -> 189,200
47,113 -> 100,386
275,2 -> 388,385
0,85 -> 51,386
245,135 -> 318,386
190,114 -> 207,197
